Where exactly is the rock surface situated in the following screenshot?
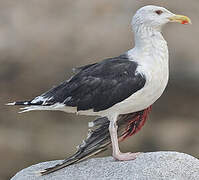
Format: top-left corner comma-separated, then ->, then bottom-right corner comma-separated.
11,151 -> 199,180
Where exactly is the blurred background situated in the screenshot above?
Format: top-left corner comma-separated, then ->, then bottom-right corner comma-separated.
1,0 -> 199,179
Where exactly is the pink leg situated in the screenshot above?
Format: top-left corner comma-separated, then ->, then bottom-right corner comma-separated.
109,120 -> 141,161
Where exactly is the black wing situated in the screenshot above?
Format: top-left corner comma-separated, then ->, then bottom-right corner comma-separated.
33,54 -> 146,112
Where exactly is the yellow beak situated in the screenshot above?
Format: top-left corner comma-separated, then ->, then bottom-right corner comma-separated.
169,14 -> 192,24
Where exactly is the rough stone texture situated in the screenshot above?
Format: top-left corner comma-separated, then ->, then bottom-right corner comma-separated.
11,151 -> 199,180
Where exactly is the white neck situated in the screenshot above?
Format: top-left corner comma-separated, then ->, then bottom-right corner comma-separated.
132,25 -> 167,55
126,25 -> 169,112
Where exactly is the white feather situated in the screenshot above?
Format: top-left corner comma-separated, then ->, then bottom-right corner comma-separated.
18,103 -> 66,113
88,121 -> 94,128
6,102 -> 16,105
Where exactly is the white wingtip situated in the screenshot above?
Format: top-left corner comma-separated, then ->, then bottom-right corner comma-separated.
18,109 -> 31,113
18,107 -> 31,113
18,110 -> 27,114
6,102 -> 16,106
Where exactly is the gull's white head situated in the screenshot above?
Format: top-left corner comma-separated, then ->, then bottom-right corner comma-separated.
132,5 -> 191,31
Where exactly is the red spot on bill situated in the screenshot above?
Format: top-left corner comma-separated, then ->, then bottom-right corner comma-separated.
181,20 -> 188,24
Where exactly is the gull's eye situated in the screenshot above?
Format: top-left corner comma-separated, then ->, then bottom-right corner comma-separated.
155,10 -> 163,15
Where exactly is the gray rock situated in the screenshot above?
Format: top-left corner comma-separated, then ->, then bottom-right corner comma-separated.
11,151 -> 199,180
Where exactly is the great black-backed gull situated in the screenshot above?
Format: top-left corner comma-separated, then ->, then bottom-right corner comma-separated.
7,5 -> 191,175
